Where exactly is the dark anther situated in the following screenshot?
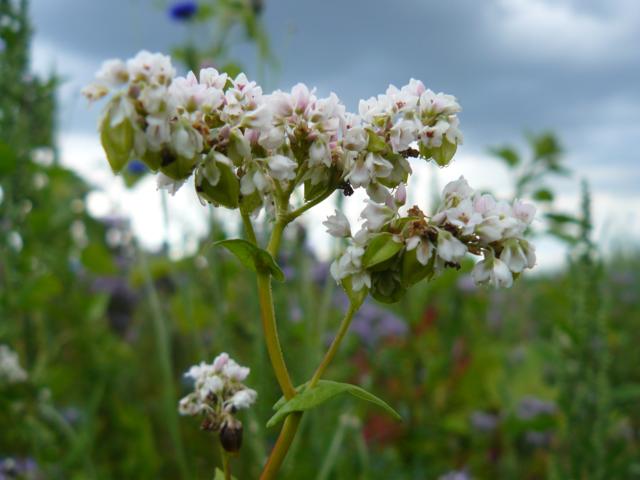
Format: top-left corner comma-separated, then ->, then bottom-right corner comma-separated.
400,147 -> 420,158
339,181 -> 354,197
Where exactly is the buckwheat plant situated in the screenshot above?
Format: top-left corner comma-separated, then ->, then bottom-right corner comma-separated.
84,51 -> 537,478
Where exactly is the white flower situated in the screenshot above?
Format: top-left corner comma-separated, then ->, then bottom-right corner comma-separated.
199,67 -> 228,90
499,238 -> 536,273
472,255 -> 513,288
223,359 -> 250,382
323,210 -> 352,238
145,115 -> 171,151
473,193 -> 497,215
267,154 -> 297,182
441,198 -> 483,235
441,176 -> 473,207
512,199 -> 536,225
360,200 -> 395,232
156,173 -> 186,196
437,230 -> 467,263
350,271 -> 372,291
201,375 -> 225,399
347,152 -> 393,188
179,353 -> 256,424
0,345 -> 27,383
406,235 -> 433,265
96,59 -> 129,86
81,83 -> 109,102
240,166 -> 269,195
309,138 -> 332,167
179,394 -> 204,416
418,89 -> 461,118
228,389 -> 257,410
259,126 -> 286,150
389,119 -> 418,152
330,245 -> 365,281
127,50 -> 175,85
343,125 -> 368,151
171,124 -> 203,160
212,352 -> 230,372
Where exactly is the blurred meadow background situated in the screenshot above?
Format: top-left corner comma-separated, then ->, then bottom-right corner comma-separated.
1,0 -> 640,478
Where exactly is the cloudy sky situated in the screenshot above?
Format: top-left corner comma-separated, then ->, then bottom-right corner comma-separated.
27,0 -> 640,268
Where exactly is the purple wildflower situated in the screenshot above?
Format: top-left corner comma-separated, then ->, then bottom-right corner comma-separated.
350,301 -> 407,347
517,396 -> 556,420
168,1 -> 198,21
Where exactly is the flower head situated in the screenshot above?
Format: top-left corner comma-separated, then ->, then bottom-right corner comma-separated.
179,353 -> 256,451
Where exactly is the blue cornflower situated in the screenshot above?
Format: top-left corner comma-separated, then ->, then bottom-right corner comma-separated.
168,1 -> 198,21
127,160 -> 147,175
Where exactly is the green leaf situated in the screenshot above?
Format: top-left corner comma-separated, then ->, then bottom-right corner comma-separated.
432,139 -> 457,167
370,270 -> 407,304
533,188 -> 554,202
401,247 -> 435,287
100,100 -> 134,173
367,130 -> 389,154
213,239 -> 285,281
362,233 -> 403,269
489,146 -> 520,167
340,276 -> 369,309
81,243 -> 117,275
196,161 -> 240,209
267,380 -> 401,428
0,142 -> 17,175
214,468 -> 237,480
545,213 -> 580,224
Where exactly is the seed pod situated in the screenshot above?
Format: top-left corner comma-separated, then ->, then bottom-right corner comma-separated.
219,418 -> 243,453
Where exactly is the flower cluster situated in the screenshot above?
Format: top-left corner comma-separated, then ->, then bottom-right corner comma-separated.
326,176 -> 536,301
83,51 -> 463,219
0,344 -> 27,384
178,353 -> 257,452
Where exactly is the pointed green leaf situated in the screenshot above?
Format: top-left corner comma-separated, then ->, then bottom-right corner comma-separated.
432,138 -> 457,167
362,232 -> 403,269
213,239 -> 285,281
533,188 -> 554,202
100,106 -> 133,173
267,380 -> 401,428
489,146 -> 520,167
196,161 -> 240,209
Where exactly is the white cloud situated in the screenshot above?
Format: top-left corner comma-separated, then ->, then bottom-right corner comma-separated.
490,0 -> 640,65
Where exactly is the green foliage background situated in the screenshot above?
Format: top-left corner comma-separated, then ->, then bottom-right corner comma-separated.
1,1 -> 639,479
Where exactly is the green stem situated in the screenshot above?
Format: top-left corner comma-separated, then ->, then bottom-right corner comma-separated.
256,271 -> 296,399
241,212 -> 258,244
220,445 -> 232,480
260,413 -> 302,480
284,189 -> 334,223
309,301 -> 358,388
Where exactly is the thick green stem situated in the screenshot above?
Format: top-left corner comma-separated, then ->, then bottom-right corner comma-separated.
309,301 -> 358,388
260,413 -> 302,480
256,271 -> 296,399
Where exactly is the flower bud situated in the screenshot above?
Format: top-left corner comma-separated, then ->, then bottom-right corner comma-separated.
219,418 -> 243,453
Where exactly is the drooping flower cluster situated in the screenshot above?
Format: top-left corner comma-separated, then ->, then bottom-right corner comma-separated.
178,353 -> 257,452
326,176 -> 536,301
83,51 -> 463,218
0,344 -> 27,384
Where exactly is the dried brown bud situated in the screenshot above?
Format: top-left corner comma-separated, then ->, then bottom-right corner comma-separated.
219,418 -> 243,453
